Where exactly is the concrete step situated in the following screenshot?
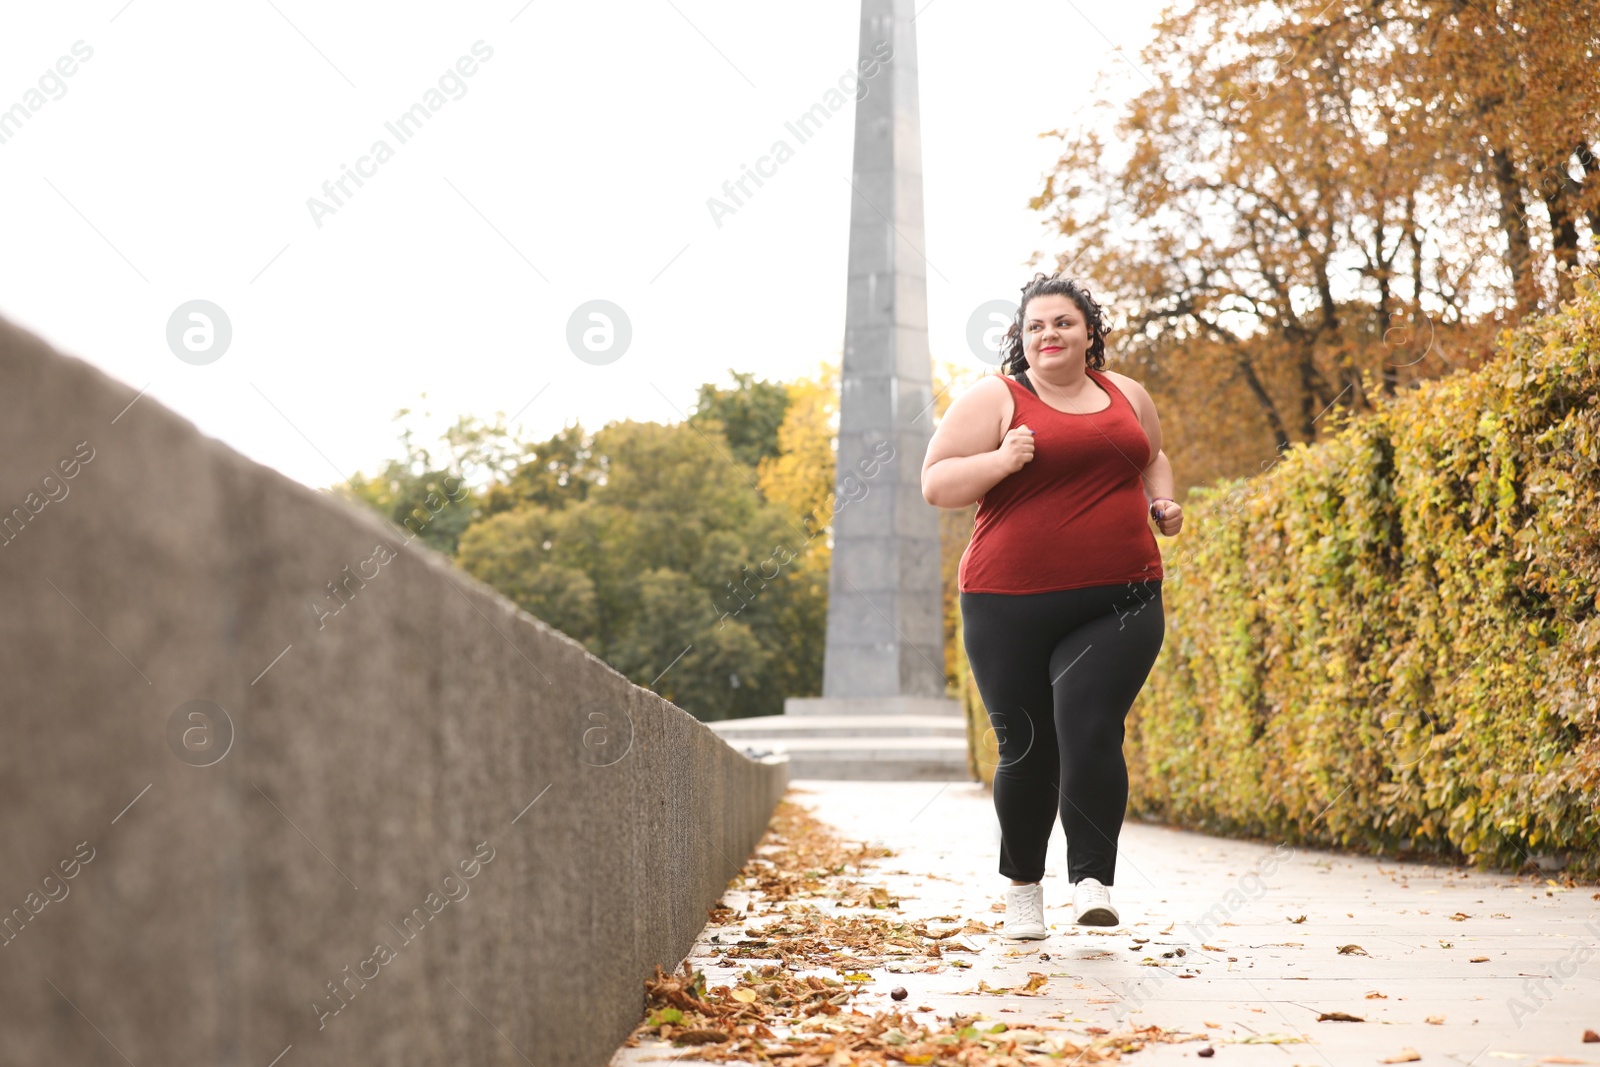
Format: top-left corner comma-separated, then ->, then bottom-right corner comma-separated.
708,714 -> 968,740
714,734 -> 971,782
784,696 -> 963,717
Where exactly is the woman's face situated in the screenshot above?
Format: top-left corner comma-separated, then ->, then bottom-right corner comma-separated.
1021,293 -> 1090,375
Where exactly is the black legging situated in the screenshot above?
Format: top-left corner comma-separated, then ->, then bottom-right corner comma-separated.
960,579 -> 1165,886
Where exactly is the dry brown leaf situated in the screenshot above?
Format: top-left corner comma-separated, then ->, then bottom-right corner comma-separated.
1426,1014 -> 1445,1024
1337,944 -> 1369,955
1317,1011 -> 1365,1022
1379,1048 -> 1422,1063
674,1028 -> 730,1045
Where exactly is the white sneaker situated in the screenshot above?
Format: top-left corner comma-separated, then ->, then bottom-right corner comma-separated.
1003,882 -> 1049,940
1072,877 -> 1120,926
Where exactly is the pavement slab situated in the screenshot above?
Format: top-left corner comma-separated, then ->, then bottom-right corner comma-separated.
613,780 -> 1600,1066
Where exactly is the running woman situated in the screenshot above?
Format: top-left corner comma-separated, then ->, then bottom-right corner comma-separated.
921,272 -> 1183,938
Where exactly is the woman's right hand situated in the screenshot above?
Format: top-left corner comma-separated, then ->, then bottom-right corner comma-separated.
996,424 -> 1036,474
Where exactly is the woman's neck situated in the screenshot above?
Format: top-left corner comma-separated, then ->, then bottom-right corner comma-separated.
1028,362 -> 1095,401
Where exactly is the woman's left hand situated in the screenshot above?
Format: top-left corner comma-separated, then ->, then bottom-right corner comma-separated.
1149,498 -> 1183,536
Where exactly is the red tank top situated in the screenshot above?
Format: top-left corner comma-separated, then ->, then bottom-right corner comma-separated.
958,368 -> 1164,594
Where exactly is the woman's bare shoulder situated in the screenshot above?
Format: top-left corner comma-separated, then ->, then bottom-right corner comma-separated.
943,373 -> 1010,410
1100,366 -> 1140,388
930,374 -> 1014,453
966,373 -> 1015,399
1102,367 -> 1153,404
956,373 -> 1015,421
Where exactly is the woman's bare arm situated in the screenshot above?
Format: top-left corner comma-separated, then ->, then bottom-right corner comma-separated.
921,376 -> 1035,509
1111,371 -> 1184,535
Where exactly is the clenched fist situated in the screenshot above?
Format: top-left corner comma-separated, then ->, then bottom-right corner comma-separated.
997,424 -> 1036,474
1149,498 -> 1184,537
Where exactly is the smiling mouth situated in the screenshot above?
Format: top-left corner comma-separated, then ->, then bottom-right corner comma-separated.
1041,346 -> 1063,352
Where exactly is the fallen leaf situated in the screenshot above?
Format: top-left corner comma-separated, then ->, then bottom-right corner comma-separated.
1365,991 -> 1389,999
730,987 -> 757,1003
1470,956 -> 1491,963
1289,915 -> 1308,923
973,973 -> 1048,996
1539,1058 -> 1596,1064
1317,1011 -> 1365,1022
1380,1049 -> 1422,1063
1426,1014 -> 1445,1024
673,1028 -> 728,1045
1585,1030 -> 1600,1042
1338,944 -> 1370,955
648,1007 -> 684,1027
1449,912 -> 1472,921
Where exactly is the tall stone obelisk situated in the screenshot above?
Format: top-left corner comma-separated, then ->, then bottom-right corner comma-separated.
714,0 -> 966,777
820,0 -> 948,703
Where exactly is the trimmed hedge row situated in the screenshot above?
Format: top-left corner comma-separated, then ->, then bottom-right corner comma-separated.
962,272 -> 1600,874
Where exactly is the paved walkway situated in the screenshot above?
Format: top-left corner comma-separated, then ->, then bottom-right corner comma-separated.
617,780 -> 1600,1065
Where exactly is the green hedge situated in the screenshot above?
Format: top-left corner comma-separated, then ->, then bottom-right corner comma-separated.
959,273 -> 1600,873
1124,273 -> 1600,873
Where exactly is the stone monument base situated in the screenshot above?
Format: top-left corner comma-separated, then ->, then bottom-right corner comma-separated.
783,695 -> 962,717
706,696 -> 969,781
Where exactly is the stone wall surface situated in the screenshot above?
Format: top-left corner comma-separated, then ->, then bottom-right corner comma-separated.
0,315 -> 788,1067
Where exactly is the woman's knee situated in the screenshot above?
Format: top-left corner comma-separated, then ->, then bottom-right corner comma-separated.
987,706 -> 1052,769
1066,713 -> 1127,756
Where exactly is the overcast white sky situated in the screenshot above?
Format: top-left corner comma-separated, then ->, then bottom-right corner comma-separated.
1,0 -> 1170,490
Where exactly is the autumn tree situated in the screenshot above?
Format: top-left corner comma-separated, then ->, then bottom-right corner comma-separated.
690,369 -> 793,468
336,406 -> 513,555
453,371 -> 831,722
1031,0 -> 1600,491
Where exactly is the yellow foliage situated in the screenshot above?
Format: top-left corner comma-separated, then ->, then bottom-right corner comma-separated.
758,358 -> 839,543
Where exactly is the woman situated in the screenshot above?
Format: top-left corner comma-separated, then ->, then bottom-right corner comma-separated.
921,272 -> 1183,937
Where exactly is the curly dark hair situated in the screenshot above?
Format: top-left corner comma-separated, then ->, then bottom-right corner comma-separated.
997,273 -> 1110,394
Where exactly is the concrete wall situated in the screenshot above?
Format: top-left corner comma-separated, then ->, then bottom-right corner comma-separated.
0,315 -> 788,1066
